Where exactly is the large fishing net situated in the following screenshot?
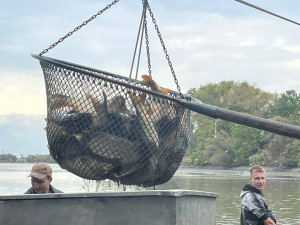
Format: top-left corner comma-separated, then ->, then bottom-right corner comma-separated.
33,0 -> 300,188
36,56 -> 192,187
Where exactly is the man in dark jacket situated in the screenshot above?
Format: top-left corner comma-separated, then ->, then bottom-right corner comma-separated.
240,165 -> 276,225
24,163 -> 63,194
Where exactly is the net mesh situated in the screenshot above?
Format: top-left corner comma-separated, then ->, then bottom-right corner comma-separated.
39,56 -> 191,187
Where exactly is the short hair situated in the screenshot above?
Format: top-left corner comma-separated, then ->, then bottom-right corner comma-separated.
250,165 -> 265,174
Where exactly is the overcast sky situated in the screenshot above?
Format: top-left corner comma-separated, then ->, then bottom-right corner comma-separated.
0,0 -> 300,156
1,0 -> 300,116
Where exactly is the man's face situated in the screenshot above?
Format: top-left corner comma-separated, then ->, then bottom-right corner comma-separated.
31,176 -> 52,193
249,171 -> 266,190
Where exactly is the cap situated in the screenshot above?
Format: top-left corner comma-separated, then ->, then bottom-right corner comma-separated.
28,163 -> 52,179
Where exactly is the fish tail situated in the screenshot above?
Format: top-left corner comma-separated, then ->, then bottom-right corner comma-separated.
142,75 -> 159,89
142,75 -> 170,95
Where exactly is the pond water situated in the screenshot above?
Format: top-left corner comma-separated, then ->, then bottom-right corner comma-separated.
0,163 -> 299,224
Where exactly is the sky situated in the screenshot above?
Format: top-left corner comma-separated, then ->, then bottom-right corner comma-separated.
0,0 -> 299,156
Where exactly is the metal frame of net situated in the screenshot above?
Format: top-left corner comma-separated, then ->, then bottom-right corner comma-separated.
33,55 -> 192,187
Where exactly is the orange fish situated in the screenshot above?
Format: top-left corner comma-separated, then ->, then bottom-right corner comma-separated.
141,75 -> 169,95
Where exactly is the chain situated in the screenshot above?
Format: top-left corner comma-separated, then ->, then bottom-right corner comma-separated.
143,0 -> 152,78
39,0 -> 120,56
129,2 -> 146,81
146,3 -> 182,96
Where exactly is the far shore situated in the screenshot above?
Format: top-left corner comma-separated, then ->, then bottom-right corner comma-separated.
1,162 -> 299,178
178,164 -> 300,179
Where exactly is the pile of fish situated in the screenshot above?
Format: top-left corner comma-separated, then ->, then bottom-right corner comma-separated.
45,75 -> 189,187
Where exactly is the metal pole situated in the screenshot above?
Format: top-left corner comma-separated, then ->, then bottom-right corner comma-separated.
178,99 -> 300,140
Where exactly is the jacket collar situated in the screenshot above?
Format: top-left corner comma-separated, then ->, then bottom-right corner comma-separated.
242,184 -> 263,195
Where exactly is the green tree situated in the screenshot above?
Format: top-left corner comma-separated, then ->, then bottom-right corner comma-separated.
26,154 -> 56,163
204,131 -> 234,167
271,90 -> 300,120
262,135 -> 293,167
184,82 -> 299,168
185,81 -> 275,166
0,154 -> 17,162
231,124 -> 262,165
281,140 -> 300,167
249,116 -> 297,167
185,115 -> 216,165
190,81 -> 275,116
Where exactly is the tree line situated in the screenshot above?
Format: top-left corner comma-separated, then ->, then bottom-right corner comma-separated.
183,81 -> 300,168
0,154 -> 56,163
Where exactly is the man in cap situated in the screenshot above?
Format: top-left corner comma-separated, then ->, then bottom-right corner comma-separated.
24,163 -> 63,194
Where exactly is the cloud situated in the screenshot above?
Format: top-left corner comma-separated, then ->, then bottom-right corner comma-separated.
0,0 -> 299,157
2,2 -> 299,117
0,114 -> 48,157
0,69 -> 46,115
154,13 -> 300,93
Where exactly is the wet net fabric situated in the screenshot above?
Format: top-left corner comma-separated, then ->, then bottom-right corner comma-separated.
40,57 -> 191,187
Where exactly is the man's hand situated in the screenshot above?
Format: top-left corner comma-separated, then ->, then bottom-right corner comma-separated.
264,217 -> 276,225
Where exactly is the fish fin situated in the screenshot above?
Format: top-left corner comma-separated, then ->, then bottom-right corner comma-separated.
130,92 -> 148,115
73,134 -> 82,141
147,107 -> 155,116
47,145 -> 50,150
85,92 -> 100,120
51,94 -> 80,112
44,127 -> 47,131
129,92 -> 138,104
102,91 -> 108,114
85,93 -> 92,99
85,92 -> 98,108
44,118 -> 49,123
50,94 -> 68,111
102,91 -> 107,106
140,93 -> 147,104
86,91 -> 108,122
160,88 -> 170,95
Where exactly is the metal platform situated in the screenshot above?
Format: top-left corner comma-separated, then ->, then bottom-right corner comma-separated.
0,190 -> 218,225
